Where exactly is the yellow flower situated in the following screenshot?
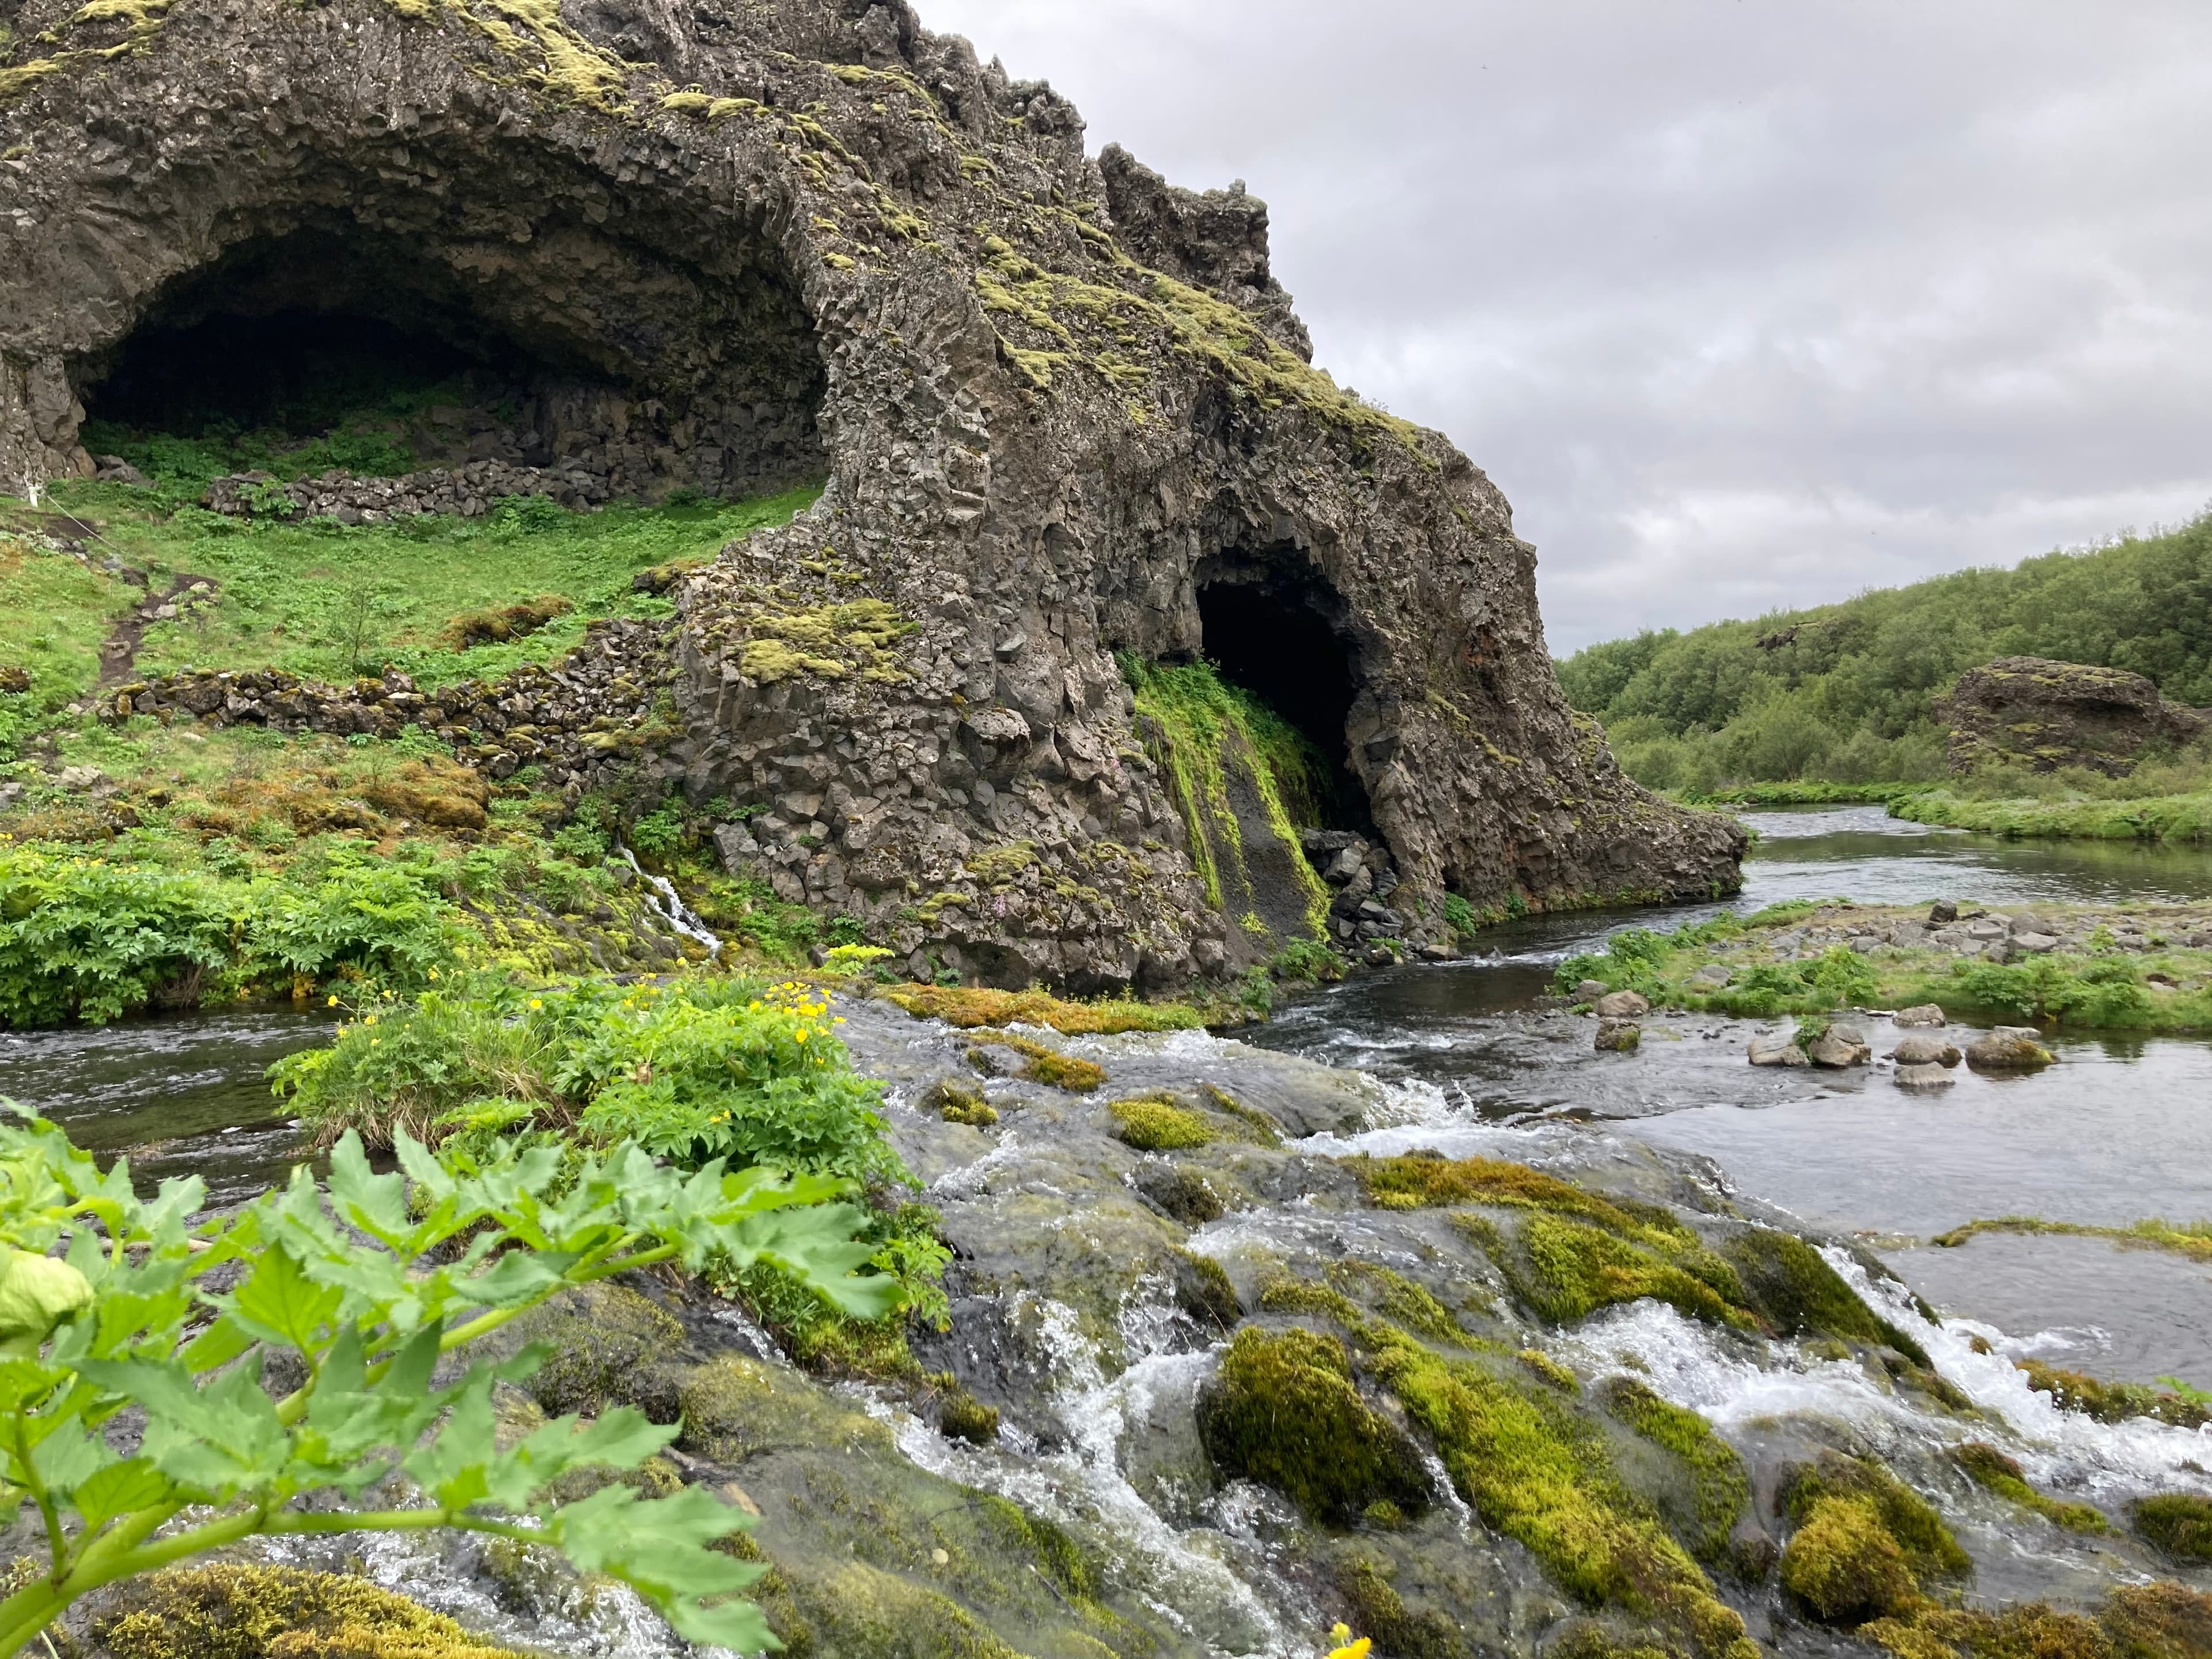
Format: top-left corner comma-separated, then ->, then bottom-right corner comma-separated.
529,998 -> 544,1010
1328,1638 -> 1370,1659
427,968 -> 440,980
370,1038 -> 380,1046
363,1014 -> 377,1027
795,1028 -> 809,1043
833,1016 -> 846,1025
327,995 -> 339,1007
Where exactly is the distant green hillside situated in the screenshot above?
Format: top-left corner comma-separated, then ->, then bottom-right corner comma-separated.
1556,513 -> 2212,791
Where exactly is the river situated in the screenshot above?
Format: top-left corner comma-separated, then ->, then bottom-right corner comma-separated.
1252,805 -> 2212,1387
4,804 -> 2209,1653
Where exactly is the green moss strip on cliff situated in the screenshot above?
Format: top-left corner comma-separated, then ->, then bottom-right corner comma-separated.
1121,655 -> 1330,934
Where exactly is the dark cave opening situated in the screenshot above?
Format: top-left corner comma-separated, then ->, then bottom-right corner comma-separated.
1197,571 -> 1372,834
74,222 -> 829,499
81,230 -> 578,442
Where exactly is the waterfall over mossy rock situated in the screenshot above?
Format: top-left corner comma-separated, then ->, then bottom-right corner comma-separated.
0,0 -> 1741,987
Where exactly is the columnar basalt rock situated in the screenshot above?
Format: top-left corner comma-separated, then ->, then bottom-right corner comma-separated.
1,0 -> 1742,987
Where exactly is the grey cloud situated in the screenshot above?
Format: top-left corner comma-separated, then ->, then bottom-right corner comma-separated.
920,0 -> 2212,651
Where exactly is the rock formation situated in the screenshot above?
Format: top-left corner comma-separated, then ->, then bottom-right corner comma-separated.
0,0 -> 1742,987
1940,656 -> 2209,778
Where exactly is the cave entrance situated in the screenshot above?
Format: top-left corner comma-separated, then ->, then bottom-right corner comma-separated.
75,219 -> 828,500
82,229 -> 577,457
1196,563 -> 1372,834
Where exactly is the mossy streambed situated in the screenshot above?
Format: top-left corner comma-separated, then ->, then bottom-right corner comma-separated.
1,803 -> 2209,1659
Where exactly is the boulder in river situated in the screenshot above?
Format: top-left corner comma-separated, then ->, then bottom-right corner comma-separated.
1808,1024 -> 1872,1068
1895,1062 -> 1957,1090
1749,1033 -> 1810,1067
1965,1027 -> 2056,1070
1889,1035 -> 1961,1067
1575,979 -> 1611,1001
1593,989 -> 1650,1019
1893,1003 -> 1948,1027
1594,1018 -> 1641,1052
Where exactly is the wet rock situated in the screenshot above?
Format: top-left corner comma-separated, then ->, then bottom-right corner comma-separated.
1894,1062 -> 1956,1090
1808,1024 -> 1871,1068
1928,899 -> 1959,924
1965,1027 -> 2056,1070
1593,1018 -> 1641,1052
1892,1003 -> 1948,1027
1748,1034 -> 1810,1067
1574,978 -> 1609,1001
1592,989 -> 1649,1018
1888,1034 -> 1961,1067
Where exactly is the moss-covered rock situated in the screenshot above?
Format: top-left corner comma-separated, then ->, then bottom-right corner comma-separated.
1778,1451 -> 1968,1625
2133,1495 -> 2212,1562
2102,1581 -> 2212,1659
1337,1556 -> 1467,1659
1954,1442 -> 2107,1533
1597,1378 -> 1748,1565
92,1566 -> 525,1659
1195,1325 -> 1431,1525
1721,1228 -> 1930,1363
501,1279 -> 687,1422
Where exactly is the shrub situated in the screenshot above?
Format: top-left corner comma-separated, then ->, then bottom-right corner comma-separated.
0,1109 -> 894,1656
0,844 -> 231,1025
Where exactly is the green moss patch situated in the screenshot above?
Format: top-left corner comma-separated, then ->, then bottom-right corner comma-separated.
882,983 -> 1205,1034
1598,1378 -> 1748,1563
1195,1325 -> 1431,1525
1778,1452 -> 1968,1626
1720,1228 -> 1930,1363
2134,1495 -> 2212,1562
92,1565 -> 525,1659
2014,1359 -> 2210,1430
1108,1093 -> 1214,1152
1954,1442 -> 2106,1533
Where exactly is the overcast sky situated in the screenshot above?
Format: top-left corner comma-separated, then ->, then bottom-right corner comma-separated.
920,0 -> 2212,655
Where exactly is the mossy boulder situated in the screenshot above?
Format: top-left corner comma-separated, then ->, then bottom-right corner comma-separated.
1196,1325 -> 1431,1525
501,1279 -> 688,1423
1108,1092 -> 1214,1151
1721,1228 -> 1930,1363
1778,1452 -> 1968,1626
91,1565 -> 524,1659
2134,1495 -> 2212,1562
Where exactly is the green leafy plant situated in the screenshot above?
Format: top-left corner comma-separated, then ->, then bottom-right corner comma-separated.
0,846 -> 232,1027
0,1107 -> 900,1656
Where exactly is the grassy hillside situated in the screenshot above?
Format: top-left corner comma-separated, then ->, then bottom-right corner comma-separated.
1556,513 -> 2212,793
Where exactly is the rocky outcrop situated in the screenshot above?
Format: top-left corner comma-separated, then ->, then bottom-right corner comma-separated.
1,0 -> 1742,987
203,460 -> 614,522
1940,656 -> 2209,778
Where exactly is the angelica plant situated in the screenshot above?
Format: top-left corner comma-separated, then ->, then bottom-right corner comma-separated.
0,1109 -> 898,1656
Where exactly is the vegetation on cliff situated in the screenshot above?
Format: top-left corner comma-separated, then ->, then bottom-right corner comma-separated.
1555,512 -> 2212,791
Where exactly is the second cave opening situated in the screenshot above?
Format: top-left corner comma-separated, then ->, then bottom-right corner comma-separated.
1196,570 -> 1371,835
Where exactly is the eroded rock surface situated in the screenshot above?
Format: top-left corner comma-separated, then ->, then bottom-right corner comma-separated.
1940,656 -> 2210,778
0,0 -> 1741,987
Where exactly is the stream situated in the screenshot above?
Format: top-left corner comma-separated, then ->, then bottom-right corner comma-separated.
3,804 -> 2209,1654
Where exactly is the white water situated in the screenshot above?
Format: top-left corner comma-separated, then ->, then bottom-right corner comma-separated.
618,847 -> 724,956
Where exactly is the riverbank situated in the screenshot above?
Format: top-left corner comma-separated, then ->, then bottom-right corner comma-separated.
1556,897 -> 2212,1032
1895,786 -> 2212,844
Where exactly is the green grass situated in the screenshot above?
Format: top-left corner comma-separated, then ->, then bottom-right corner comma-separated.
1893,786 -> 2212,844
1679,782 -> 1927,806
1551,902 -> 2212,1033
24,479 -> 819,690
0,532 -> 138,716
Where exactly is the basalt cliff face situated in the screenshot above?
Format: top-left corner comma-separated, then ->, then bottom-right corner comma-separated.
0,0 -> 1742,987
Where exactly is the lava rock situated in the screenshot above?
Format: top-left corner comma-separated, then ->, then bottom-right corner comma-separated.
1807,1024 -> 1871,1068
1928,899 -> 1959,924
1888,1034 -> 1961,1067
1894,1062 -> 1956,1090
1748,1034 -> 1810,1067
1965,1027 -> 2056,1070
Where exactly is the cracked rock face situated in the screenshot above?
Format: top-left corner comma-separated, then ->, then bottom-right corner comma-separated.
0,0 -> 1743,988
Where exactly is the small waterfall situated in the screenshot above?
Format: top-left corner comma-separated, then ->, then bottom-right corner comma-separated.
617,847 -> 722,957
